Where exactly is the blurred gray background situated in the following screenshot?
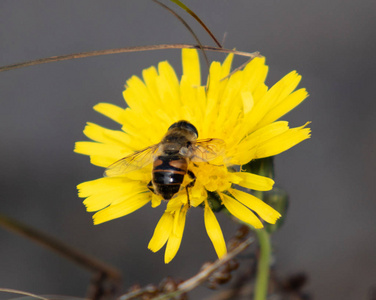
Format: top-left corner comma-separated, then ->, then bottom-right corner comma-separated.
1,1 -> 375,299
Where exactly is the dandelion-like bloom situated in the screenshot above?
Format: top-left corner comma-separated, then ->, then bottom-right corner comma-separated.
75,49 -> 310,263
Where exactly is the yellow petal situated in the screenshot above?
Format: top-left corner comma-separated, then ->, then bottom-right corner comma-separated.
241,91 -> 254,114
255,122 -> 311,159
231,121 -> 290,164
90,155 -> 121,168
204,203 -> 227,258
228,122 -> 290,165
159,61 -> 180,97
93,103 -> 126,125
78,177 -> 146,211
121,108 -> 167,147
189,181 -> 206,207
142,66 -> 162,109
202,62 -> 222,137
148,212 -> 174,252
156,61 -> 180,116
182,48 -> 201,86
93,193 -> 150,224
83,122 -> 133,148
243,121 -> 290,146
241,57 -> 268,98
166,194 -> 186,212
221,193 -> 263,229
243,71 -> 302,132
220,52 -> 234,79
74,141 -> 124,160
229,189 -> 281,224
257,88 -> 309,128
164,205 -> 188,263
228,146 -> 257,166
217,71 -> 243,127
233,172 -> 274,191
78,177 -> 127,198
123,75 -> 157,117
151,193 -> 162,208
268,71 -> 302,107
84,183 -> 147,212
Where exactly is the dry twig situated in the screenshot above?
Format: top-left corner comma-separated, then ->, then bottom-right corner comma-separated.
0,44 -> 260,73
118,236 -> 254,300
0,214 -> 121,299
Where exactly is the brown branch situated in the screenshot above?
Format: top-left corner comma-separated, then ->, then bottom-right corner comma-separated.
220,57 -> 257,81
0,214 -> 121,283
0,288 -> 50,300
0,44 -> 260,73
118,236 -> 254,300
152,0 -> 211,71
168,0 -> 222,48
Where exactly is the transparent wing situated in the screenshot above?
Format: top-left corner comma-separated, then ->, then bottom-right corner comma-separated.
104,144 -> 159,177
191,138 -> 226,162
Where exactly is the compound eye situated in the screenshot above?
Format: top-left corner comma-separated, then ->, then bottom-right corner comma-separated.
168,120 -> 198,137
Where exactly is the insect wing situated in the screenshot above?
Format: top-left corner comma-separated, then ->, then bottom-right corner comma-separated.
104,145 -> 159,177
191,138 -> 226,162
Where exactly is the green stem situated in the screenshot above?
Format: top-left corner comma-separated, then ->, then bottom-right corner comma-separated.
254,228 -> 271,300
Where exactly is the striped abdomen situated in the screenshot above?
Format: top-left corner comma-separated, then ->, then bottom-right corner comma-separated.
152,154 -> 188,200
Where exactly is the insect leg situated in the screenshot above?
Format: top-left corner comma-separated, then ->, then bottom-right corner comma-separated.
186,170 -> 196,188
185,170 -> 197,207
147,181 -> 156,194
184,186 -> 190,208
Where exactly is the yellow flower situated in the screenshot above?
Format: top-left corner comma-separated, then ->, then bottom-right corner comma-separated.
75,49 -> 310,263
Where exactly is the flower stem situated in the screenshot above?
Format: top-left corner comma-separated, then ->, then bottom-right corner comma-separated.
254,228 -> 271,300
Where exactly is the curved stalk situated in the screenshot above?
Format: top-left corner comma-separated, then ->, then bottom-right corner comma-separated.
254,228 -> 271,300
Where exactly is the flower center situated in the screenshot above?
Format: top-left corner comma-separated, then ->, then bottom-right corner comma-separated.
191,163 -> 232,192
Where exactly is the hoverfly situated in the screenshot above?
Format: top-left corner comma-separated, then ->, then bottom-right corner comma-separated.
104,120 -> 225,203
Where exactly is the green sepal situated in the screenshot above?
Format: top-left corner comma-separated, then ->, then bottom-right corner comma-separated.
242,157 -> 275,180
206,191 -> 224,212
263,187 -> 289,233
242,157 -> 288,233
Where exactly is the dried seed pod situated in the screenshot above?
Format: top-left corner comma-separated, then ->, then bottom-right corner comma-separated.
159,276 -> 178,293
